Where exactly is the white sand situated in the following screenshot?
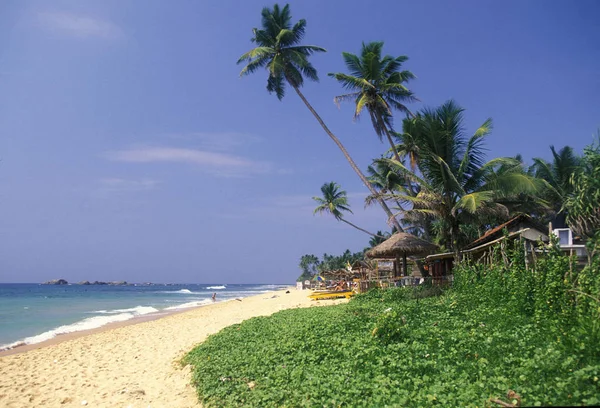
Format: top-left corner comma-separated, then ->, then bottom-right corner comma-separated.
0,289 -> 347,408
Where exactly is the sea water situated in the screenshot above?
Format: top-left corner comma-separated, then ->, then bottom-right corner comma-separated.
0,283 -> 289,350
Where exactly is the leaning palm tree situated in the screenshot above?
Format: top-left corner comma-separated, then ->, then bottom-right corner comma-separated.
313,182 -> 383,237
329,41 -> 417,162
237,4 -> 402,231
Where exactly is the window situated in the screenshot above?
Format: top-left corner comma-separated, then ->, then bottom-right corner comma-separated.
553,228 -> 572,246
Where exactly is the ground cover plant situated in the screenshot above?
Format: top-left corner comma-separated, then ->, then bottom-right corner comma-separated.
183,244 -> 600,407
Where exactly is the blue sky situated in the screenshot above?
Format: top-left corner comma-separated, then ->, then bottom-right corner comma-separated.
1,0 -> 598,283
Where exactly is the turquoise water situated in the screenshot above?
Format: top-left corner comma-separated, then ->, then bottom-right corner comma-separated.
0,283 -> 288,350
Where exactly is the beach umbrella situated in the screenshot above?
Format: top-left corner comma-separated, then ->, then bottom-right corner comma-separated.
365,232 -> 438,276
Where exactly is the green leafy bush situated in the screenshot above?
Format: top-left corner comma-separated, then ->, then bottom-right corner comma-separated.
184,248 -> 600,407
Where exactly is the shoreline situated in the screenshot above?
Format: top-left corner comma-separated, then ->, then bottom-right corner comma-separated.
0,288 -> 347,408
0,295 -> 249,357
0,284 -> 286,358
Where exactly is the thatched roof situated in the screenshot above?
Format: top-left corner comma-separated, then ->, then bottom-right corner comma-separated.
321,269 -> 359,280
365,232 -> 438,258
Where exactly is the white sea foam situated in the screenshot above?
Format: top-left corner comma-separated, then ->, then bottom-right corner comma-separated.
177,289 -> 193,294
89,306 -> 158,315
164,299 -> 213,311
206,285 -> 226,290
0,306 -> 159,351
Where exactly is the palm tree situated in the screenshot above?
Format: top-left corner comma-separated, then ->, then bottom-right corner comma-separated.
382,100 -> 538,251
313,182 -> 384,237
565,138 -> 600,240
392,120 -> 421,172
237,4 -> 402,231
531,145 -> 582,226
329,41 -> 417,162
365,158 -> 412,210
368,231 -> 391,247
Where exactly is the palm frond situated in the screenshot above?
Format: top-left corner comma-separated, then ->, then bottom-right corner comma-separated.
328,73 -> 373,91
332,92 -> 361,108
452,191 -> 495,214
380,158 -> 430,188
266,72 -> 285,100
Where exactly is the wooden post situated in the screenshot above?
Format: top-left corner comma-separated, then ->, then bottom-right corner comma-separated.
403,253 -> 408,276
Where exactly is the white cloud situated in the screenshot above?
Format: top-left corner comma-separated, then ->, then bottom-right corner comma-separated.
104,146 -> 271,177
166,132 -> 262,152
37,11 -> 123,39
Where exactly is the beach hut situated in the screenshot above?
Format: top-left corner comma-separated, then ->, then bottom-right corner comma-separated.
350,260 -> 377,292
366,232 -> 438,277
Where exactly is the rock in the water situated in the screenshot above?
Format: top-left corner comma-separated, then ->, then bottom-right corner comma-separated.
92,281 -> 107,285
109,281 -> 127,286
78,281 -> 91,285
43,279 -> 68,285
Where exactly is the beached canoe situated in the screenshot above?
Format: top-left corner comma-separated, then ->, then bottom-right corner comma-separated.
308,290 -> 354,300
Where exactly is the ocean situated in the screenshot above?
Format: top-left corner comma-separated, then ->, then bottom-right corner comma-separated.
0,283 -> 290,351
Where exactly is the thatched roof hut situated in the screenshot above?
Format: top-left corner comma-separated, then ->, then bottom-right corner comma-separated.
366,232 -> 438,276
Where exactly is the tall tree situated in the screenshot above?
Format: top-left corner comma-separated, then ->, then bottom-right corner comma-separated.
313,182 -> 383,237
298,254 -> 320,281
329,41 -> 417,162
383,100 -> 538,251
237,4 -> 402,231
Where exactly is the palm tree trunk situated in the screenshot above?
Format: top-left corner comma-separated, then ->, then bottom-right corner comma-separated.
291,84 -> 404,232
451,222 -> 462,262
383,126 -> 402,162
339,218 -> 386,238
383,124 -> 417,198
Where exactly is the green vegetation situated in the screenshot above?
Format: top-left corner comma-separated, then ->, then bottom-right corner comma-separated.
566,138 -> 600,241
214,3 -> 600,407
329,41 -> 416,162
184,242 -> 600,407
297,250 -> 365,282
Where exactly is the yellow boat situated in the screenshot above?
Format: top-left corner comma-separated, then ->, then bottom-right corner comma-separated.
308,290 -> 355,300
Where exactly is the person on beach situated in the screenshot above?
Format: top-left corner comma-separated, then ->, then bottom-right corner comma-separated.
212,292 -> 216,301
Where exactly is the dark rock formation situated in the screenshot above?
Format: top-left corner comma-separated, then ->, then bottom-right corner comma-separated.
78,281 -> 91,285
43,279 -> 68,285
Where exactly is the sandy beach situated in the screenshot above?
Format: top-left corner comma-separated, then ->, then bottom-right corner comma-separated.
0,288 -> 347,408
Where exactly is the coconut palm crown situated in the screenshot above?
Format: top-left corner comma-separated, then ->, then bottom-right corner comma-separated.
313,182 -> 384,237
237,4 -> 326,99
329,41 -> 417,160
313,182 -> 353,220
